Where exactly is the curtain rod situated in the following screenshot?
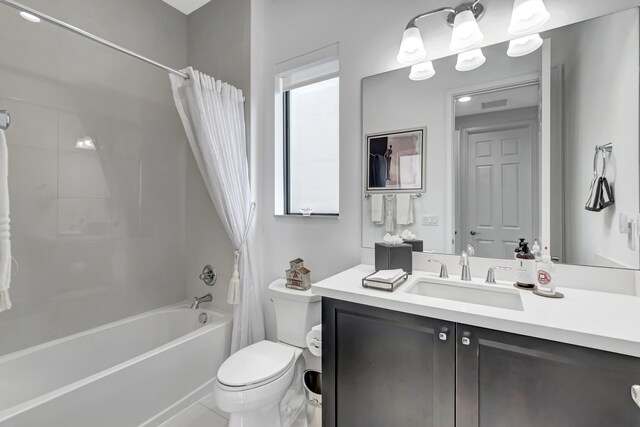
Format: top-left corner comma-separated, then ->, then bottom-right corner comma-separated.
0,0 -> 189,80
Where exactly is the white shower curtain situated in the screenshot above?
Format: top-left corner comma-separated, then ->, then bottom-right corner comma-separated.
170,67 -> 264,353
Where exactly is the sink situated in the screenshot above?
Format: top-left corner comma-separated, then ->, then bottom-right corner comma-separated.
404,279 -> 524,311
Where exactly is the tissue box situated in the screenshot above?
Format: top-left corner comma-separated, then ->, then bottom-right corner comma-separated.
375,242 -> 413,274
403,239 -> 423,252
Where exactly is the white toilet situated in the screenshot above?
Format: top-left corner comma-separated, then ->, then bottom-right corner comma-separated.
213,279 -> 321,427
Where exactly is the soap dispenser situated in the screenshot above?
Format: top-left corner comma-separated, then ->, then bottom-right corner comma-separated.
515,242 -> 536,290
514,238 -> 526,260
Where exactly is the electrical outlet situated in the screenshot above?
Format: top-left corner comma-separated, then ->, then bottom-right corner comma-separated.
422,215 -> 439,226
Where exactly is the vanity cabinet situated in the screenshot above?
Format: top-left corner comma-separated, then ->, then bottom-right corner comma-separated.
322,298 -> 640,427
456,324 -> 640,427
322,298 -> 455,427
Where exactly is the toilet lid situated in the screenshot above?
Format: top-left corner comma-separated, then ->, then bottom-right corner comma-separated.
217,341 -> 296,388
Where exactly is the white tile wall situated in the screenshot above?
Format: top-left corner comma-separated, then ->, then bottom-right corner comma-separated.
0,0 -> 189,356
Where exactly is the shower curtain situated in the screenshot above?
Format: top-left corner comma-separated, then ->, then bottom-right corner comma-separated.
170,67 -> 264,353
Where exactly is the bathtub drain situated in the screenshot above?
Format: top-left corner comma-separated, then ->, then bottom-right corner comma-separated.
199,312 -> 208,324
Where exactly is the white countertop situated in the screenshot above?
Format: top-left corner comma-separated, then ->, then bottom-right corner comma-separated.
312,264 -> 640,358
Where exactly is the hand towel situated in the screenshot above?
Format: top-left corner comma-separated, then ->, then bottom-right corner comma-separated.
371,194 -> 383,224
396,194 -> 414,225
0,130 -> 11,312
369,269 -> 405,282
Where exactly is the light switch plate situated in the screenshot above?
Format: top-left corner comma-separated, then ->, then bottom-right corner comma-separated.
422,215 -> 439,226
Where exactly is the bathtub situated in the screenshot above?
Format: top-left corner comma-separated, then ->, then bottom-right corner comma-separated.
0,305 -> 232,426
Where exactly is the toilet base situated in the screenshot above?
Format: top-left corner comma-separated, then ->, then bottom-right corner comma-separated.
228,403 -> 281,427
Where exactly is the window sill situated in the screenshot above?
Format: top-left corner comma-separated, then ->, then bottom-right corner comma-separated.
274,214 -> 340,219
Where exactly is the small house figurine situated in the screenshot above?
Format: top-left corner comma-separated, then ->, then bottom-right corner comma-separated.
286,258 -> 311,291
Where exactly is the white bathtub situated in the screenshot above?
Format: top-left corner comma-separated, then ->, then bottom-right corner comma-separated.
0,305 -> 232,426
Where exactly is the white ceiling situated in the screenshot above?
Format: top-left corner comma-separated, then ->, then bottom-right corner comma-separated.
161,0 -> 212,15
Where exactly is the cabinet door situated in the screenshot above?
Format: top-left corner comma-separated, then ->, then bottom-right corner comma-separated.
322,298 -> 455,427
456,324 -> 640,427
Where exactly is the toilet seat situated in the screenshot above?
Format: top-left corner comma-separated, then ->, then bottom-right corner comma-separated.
216,341 -> 296,391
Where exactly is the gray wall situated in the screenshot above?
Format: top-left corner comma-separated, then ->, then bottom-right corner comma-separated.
0,0 -> 189,355
184,0 -> 252,309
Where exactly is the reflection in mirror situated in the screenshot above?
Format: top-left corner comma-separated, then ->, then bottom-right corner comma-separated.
455,83 -> 539,260
362,8 -> 639,270
366,128 -> 425,192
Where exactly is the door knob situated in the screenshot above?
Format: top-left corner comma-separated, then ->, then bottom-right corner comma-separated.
632,385 -> 640,408
439,332 -> 448,341
470,231 -> 480,236
461,337 -> 471,346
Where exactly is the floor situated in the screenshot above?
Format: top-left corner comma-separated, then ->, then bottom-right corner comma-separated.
159,394 -> 228,427
159,393 -> 308,427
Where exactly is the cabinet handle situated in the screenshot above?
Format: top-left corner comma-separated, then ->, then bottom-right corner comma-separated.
632,385 -> 640,408
461,337 -> 471,346
439,332 -> 447,341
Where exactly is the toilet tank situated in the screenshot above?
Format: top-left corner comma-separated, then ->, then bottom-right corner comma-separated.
268,279 -> 321,347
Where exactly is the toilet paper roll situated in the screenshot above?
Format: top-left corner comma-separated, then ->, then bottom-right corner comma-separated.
306,324 -> 322,357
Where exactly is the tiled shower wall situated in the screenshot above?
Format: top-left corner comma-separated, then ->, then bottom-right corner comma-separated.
0,0 -> 189,355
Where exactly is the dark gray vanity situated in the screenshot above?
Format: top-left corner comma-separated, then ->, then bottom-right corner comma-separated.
322,298 -> 640,427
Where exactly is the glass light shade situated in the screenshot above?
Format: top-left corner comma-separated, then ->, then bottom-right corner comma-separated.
508,0 -> 550,35
449,9 -> 484,53
397,26 -> 427,65
507,33 -> 543,57
409,61 -> 436,81
455,49 -> 486,72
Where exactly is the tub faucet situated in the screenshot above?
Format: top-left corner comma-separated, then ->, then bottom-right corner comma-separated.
191,293 -> 212,309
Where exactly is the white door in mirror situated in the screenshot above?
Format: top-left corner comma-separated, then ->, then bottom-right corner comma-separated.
632,385 -> 640,408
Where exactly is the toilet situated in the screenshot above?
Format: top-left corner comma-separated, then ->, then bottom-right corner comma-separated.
213,279 -> 321,427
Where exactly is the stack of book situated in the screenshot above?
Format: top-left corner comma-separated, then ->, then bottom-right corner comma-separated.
362,269 -> 408,292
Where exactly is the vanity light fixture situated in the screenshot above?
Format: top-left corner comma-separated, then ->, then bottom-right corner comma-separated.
507,33 -> 543,57
458,96 -> 472,103
19,11 -> 40,22
397,1 -> 485,67
398,0 -> 551,80
508,0 -> 550,35
409,61 -> 436,81
455,48 -> 486,71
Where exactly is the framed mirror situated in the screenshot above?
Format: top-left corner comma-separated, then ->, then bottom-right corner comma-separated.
361,7 -> 640,270
365,128 -> 426,192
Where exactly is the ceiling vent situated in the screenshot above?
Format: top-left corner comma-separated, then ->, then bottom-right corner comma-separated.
482,99 -> 508,109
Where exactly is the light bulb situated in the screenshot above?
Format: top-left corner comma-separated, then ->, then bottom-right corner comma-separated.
75,136 -> 96,150
507,33 -> 543,57
409,61 -> 436,81
508,0 -> 550,35
397,26 -> 427,65
450,9 -> 484,53
458,96 -> 472,103
455,49 -> 486,72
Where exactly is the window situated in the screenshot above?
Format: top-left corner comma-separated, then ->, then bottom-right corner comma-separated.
274,43 -> 340,216
284,77 -> 339,215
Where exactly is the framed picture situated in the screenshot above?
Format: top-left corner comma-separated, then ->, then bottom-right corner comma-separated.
365,127 -> 426,193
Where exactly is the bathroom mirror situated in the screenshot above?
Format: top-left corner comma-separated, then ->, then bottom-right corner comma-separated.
361,8 -> 640,270
365,128 -> 426,192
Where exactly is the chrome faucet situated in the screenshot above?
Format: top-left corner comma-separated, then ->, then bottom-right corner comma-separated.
460,244 -> 475,281
485,266 -> 512,284
191,293 -> 212,309
428,259 -> 449,278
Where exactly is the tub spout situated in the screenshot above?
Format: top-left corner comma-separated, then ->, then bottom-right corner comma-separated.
191,293 -> 212,309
